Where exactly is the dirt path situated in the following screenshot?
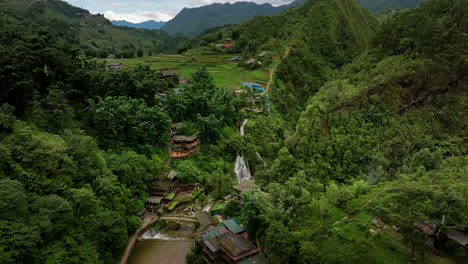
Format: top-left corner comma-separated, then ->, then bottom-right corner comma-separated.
160,216 -> 197,222
264,46 -> 291,93
120,215 -> 159,264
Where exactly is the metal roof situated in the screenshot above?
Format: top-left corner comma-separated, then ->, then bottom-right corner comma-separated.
201,226 -> 228,240
223,217 -> 246,234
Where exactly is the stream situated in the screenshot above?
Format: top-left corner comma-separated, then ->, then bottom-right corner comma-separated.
235,119 -> 252,183
129,222 -> 195,264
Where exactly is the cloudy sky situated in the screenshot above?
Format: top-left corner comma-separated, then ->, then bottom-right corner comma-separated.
65,1 -> 294,23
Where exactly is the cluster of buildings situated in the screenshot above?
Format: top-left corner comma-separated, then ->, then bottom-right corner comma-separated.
144,170 -> 201,213
196,212 -> 267,264
145,171 -> 179,213
170,123 -> 200,159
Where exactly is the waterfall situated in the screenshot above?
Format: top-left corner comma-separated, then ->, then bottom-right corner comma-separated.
240,118 -> 248,136
235,119 -> 252,183
141,229 -> 185,241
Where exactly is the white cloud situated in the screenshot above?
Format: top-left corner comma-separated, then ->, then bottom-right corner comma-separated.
104,10 -> 174,23
68,1 -> 296,23
188,1 -> 294,7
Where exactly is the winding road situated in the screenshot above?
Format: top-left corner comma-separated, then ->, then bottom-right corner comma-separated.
263,46 -> 291,93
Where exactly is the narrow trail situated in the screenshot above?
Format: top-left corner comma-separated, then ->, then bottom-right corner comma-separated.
120,215 -> 159,264
264,46 -> 291,93
160,216 -> 197,222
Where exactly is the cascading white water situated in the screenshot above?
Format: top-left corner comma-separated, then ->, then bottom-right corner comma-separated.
235,119 -> 252,183
141,229 -> 185,241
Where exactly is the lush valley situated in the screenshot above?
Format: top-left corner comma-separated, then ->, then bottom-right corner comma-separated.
0,0 -> 467,263
0,0 -> 184,57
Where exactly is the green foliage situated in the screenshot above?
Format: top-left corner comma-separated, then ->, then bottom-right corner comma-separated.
356,0 -> 424,13
88,96 -> 171,152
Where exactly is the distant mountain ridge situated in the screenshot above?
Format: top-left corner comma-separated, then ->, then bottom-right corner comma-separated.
112,20 -> 166,30
356,0 -> 425,13
161,0 -> 307,36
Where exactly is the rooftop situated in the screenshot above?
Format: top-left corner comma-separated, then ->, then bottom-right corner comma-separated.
218,233 -> 255,258
223,217 -> 246,234
446,229 -> 468,246
233,181 -> 256,192
172,135 -> 198,142
145,197 -> 163,204
159,70 -> 179,77
150,180 -> 175,190
246,59 -> 256,64
201,226 -> 229,241
196,211 -> 217,227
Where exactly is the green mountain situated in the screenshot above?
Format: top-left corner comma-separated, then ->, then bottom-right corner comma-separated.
111,20 -> 166,30
356,0 -> 425,13
235,0 -> 467,262
161,0 -> 307,36
0,0 -> 182,57
0,0 -> 466,263
193,0 -> 378,116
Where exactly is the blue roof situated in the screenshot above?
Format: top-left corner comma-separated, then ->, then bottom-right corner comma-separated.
242,83 -> 262,89
258,52 -> 267,57
223,217 -> 246,234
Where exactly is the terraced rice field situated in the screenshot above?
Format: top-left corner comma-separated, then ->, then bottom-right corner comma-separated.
114,53 -> 271,89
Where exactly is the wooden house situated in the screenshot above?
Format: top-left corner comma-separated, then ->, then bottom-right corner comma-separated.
218,233 -> 260,264
158,70 -> 180,79
170,135 -> 200,158
107,62 -> 122,70
233,181 -> 257,205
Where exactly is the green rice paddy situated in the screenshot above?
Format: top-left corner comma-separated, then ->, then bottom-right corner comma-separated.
114,53 -> 271,89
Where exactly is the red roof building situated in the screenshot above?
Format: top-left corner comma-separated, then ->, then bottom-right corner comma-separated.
223,44 -> 233,48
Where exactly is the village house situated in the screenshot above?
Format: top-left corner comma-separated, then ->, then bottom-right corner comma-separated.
158,69 -> 180,79
229,56 -> 242,62
197,216 -> 267,264
144,171 -> 179,213
196,211 -> 217,227
446,229 -> 468,252
246,59 -> 256,65
241,82 -> 264,93
233,181 -> 259,205
258,52 -> 268,57
107,62 -> 122,70
170,135 -> 200,158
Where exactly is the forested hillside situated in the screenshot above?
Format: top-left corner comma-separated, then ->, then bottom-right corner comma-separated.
0,0 -> 466,263
192,0 -> 378,117
0,0 -> 183,57
232,0 -> 467,262
161,0 -> 306,36
356,0 -> 425,13
0,2 -> 240,263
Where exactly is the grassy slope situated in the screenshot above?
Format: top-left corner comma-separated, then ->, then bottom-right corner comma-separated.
113,52 -> 270,89
0,0 -> 181,55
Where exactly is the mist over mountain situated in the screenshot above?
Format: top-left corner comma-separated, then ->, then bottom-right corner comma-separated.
111,20 -> 166,30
